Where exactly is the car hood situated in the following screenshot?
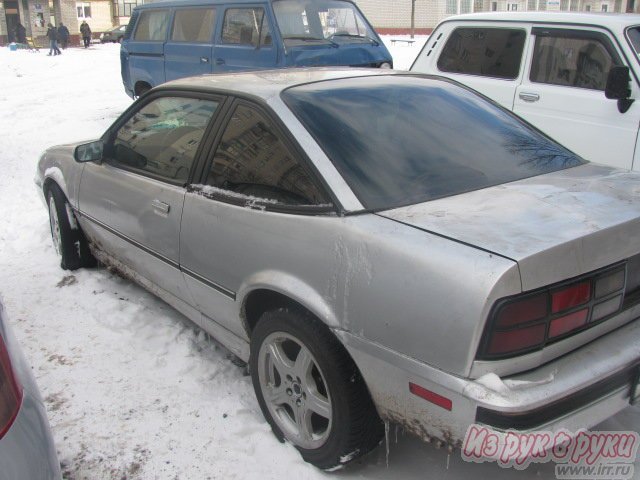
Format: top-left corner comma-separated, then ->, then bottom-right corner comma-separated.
285,43 -> 390,67
379,164 -> 640,291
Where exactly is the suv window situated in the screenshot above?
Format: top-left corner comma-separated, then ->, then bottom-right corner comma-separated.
530,30 -> 621,90
134,10 -> 170,41
171,8 -> 216,43
222,8 -> 271,47
110,97 -> 219,183
438,27 -> 526,79
205,104 -> 328,206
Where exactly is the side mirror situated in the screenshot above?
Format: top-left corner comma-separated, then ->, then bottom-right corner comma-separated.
605,66 -> 634,114
74,140 -> 103,163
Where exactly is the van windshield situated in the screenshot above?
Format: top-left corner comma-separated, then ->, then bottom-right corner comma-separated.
273,0 -> 378,46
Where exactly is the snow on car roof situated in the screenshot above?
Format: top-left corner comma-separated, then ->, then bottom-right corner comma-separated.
160,67 -> 402,100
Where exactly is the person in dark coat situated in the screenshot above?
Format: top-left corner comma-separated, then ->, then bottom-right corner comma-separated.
80,21 -> 91,48
46,23 -> 61,55
16,23 -> 27,44
57,23 -> 70,49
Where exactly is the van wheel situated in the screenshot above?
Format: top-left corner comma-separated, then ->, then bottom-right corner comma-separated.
250,308 -> 383,470
135,83 -> 151,97
47,184 -> 96,270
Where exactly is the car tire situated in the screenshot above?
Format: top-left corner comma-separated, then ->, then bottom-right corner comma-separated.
47,184 -> 96,270
250,307 -> 383,470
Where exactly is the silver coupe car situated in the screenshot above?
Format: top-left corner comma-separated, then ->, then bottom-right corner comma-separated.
0,300 -> 61,479
36,68 -> 640,469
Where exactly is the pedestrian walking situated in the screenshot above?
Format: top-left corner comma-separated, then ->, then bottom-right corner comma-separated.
80,21 -> 91,48
46,23 -> 61,55
16,22 -> 26,44
57,23 -> 70,49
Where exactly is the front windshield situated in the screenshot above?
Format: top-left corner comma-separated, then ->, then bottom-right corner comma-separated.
282,75 -> 584,211
273,0 -> 376,45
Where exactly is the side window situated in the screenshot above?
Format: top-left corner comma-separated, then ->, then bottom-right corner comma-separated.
222,8 -> 271,47
134,10 -> 170,41
530,33 -> 621,90
109,97 -> 219,183
171,8 -> 216,43
437,27 -> 526,79
205,104 -> 328,206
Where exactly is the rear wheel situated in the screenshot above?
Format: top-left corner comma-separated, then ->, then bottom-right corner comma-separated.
250,308 -> 383,469
47,184 -> 96,270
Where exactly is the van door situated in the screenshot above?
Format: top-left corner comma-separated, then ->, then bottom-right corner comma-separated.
164,7 -> 218,82
413,23 -> 530,109
126,9 -> 171,92
513,27 -> 639,169
214,5 -> 278,72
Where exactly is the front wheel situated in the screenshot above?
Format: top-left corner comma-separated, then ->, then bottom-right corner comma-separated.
47,184 -> 96,270
250,308 -> 383,469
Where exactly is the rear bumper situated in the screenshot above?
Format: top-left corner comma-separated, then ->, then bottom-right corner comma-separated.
337,317 -> 640,448
0,391 -> 61,480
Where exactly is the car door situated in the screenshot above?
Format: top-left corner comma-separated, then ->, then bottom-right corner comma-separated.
180,100 -> 333,337
78,93 -> 222,302
125,9 -> 171,89
164,6 -> 218,82
513,27 -> 640,169
214,5 -> 279,72
416,23 -> 529,109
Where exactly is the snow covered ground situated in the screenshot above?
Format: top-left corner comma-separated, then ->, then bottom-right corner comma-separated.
0,37 -> 638,479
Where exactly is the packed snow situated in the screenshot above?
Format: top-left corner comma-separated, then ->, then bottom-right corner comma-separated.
0,37 -> 639,479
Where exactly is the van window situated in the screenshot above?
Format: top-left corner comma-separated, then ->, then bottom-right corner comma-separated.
171,8 -> 216,43
437,28 -> 526,79
273,0 -> 375,45
627,26 -> 640,56
134,9 -> 170,41
530,32 -> 621,90
222,8 -> 271,47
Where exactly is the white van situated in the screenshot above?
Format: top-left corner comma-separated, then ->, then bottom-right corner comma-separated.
411,12 -> 640,170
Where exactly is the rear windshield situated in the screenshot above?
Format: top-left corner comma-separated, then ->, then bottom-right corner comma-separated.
282,75 -> 583,211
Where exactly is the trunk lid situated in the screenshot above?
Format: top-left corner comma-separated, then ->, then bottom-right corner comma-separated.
380,164 -> 640,291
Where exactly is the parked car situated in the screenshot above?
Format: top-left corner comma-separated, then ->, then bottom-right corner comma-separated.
36,68 -> 640,469
120,0 -> 392,98
100,25 -> 127,43
0,300 -> 61,479
411,12 -> 640,171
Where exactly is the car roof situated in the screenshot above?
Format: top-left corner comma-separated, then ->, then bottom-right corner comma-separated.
442,11 -> 640,30
159,67 -> 403,100
134,0 -> 284,9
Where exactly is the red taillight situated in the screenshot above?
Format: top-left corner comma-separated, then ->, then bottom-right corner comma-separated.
551,281 -> 591,313
487,324 -> 546,355
478,264 -> 626,360
0,334 -> 22,440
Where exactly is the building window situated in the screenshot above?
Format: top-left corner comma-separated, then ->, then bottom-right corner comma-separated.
507,3 -> 518,10
601,3 -> 608,11
446,0 -> 458,14
113,0 -> 145,18
77,2 -> 91,18
491,2 -> 498,11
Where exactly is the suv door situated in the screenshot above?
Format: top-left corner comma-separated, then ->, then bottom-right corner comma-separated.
164,7 -> 218,82
214,6 -> 279,72
78,94 -> 221,302
413,23 -> 529,109
514,27 -> 639,168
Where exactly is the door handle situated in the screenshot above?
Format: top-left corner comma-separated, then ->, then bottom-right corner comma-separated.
519,92 -> 540,103
200,56 -> 209,63
151,199 -> 170,215
215,58 -> 225,65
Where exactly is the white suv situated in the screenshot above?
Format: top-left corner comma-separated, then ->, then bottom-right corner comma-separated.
411,12 -> 640,170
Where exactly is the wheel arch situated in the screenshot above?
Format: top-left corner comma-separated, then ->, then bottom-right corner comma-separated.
42,169 -> 69,201
240,286 -> 340,338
